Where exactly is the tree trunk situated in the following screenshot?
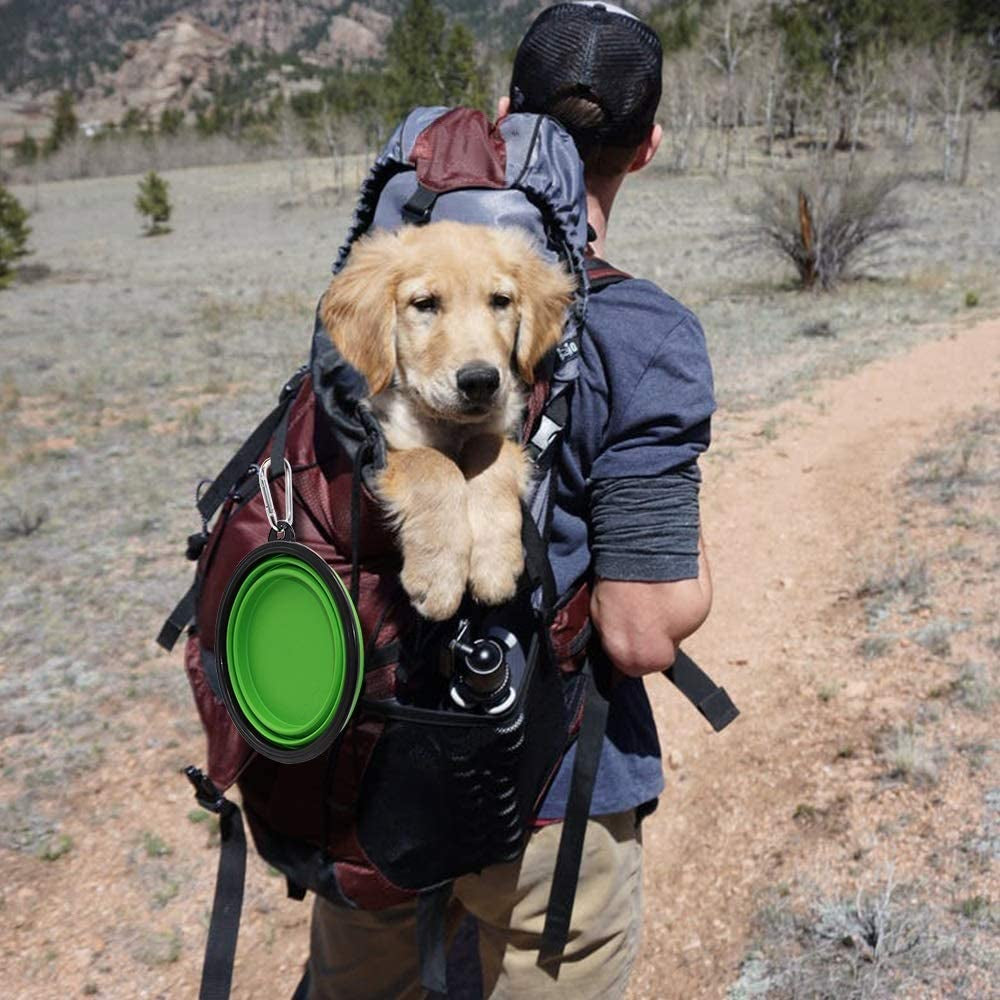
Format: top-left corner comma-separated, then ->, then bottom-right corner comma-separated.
959,116 -> 974,186
798,189 -> 817,289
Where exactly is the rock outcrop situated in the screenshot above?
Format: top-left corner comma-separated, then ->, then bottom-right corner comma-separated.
83,14 -> 232,122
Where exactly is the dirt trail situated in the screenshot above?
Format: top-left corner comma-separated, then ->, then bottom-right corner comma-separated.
3,318 -> 997,999
630,316 -> 1000,998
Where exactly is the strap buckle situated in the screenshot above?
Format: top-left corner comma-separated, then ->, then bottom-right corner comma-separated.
185,765 -> 227,814
401,184 -> 439,226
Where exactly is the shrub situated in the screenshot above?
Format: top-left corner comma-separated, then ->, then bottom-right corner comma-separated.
0,183 -> 31,288
740,166 -> 904,290
45,90 -> 78,155
14,131 -> 39,165
135,170 -> 172,235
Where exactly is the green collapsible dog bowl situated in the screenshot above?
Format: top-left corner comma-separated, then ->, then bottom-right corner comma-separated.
215,540 -> 364,763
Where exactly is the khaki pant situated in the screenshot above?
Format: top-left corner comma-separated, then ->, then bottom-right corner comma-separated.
306,811 -> 643,999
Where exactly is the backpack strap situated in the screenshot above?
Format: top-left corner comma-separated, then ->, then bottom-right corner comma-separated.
184,767 -> 247,1000
526,256 -> 628,466
540,647 -> 738,968
584,255 -> 632,290
416,883 -> 453,996
664,649 -> 740,732
155,369 -> 307,652
540,658 -> 609,963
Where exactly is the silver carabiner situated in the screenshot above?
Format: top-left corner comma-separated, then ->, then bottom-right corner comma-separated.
257,458 -> 294,534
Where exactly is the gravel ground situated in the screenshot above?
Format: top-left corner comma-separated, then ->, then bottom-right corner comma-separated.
0,117 -> 997,997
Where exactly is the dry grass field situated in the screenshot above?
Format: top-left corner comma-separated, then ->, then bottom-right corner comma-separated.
1,116 -> 998,998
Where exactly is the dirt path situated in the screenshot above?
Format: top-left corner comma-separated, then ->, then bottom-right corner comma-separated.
630,316 -> 1000,998
3,317 -> 997,999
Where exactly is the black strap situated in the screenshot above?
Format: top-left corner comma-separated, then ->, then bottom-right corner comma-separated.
196,371 -> 305,524
269,396 -> 294,485
402,183 -> 439,226
664,649 -> 739,732
158,372 -> 307,651
349,438 -> 373,604
540,662 -> 609,964
416,883 -> 453,996
157,581 -> 198,651
185,768 -> 247,1000
520,501 -> 557,612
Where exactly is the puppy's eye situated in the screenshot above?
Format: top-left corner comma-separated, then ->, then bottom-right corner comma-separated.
411,296 -> 439,313
491,293 -> 512,309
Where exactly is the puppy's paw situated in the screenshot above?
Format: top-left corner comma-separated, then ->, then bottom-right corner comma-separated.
401,557 -> 468,621
468,534 -> 524,607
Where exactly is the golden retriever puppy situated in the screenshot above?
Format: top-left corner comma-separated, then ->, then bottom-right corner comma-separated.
320,220 -> 574,620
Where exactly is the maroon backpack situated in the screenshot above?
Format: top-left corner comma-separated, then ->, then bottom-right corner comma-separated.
159,108 -> 737,999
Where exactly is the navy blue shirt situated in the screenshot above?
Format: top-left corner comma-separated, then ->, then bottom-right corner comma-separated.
538,277 -> 715,819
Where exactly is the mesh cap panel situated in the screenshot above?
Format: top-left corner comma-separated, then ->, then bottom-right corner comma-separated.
510,2 -> 662,151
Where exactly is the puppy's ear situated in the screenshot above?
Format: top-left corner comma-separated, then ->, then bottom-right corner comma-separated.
513,252 -> 575,384
320,233 -> 398,395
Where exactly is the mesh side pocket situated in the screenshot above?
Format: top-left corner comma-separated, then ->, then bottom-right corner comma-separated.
183,636 -> 252,790
355,641 -> 574,890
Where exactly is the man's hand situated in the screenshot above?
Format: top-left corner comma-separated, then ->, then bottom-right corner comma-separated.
590,533 -> 712,678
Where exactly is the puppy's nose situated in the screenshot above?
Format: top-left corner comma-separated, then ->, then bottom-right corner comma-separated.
456,363 -> 500,403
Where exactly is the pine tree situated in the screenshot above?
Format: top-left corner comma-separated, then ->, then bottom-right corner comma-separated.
384,0 -> 449,120
14,131 -> 39,165
45,90 -> 78,154
135,171 -> 172,236
0,184 -> 31,289
441,23 -> 487,110
159,108 -> 185,136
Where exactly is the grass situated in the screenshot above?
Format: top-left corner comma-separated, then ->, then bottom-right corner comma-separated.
36,832 -> 73,861
816,681 -> 840,703
880,724 -> 940,787
857,634 -> 892,660
855,559 -> 931,635
0,373 -> 20,412
0,505 -> 48,541
950,661 -> 999,713
911,621 -> 953,658
954,895 -> 995,923
856,559 -> 930,611
906,409 -> 999,506
133,927 -> 182,967
142,831 -> 172,858
729,875 -> 946,1000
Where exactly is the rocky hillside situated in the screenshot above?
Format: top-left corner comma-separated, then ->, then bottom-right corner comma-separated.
0,0 -> 541,95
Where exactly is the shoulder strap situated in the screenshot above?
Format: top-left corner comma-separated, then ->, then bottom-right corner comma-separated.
156,368 -> 307,652
184,768 -> 247,1000
584,255 -> 631,291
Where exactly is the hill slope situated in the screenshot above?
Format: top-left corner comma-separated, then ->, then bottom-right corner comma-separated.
0,0 -> 543,94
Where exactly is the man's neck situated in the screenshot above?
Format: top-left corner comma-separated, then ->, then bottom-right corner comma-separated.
584,174 -> 625,259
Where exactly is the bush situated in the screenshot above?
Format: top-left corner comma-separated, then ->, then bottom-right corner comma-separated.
741,166 -> 904,290
135,170 -> 172,235
0,183 -> 31,288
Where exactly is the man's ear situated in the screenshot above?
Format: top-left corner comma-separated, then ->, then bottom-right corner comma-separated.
496,95 -> 511,122
320,233 -> 398,395
628,123 -> 663,174
512,249 -> 576,383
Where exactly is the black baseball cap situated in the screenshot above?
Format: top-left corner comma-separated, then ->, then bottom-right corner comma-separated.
510,2 -> 663,151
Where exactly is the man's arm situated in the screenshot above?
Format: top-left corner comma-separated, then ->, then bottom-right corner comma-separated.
590,530 -> 712,678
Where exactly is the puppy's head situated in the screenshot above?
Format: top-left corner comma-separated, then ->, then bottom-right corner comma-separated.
320,221 -> 575,422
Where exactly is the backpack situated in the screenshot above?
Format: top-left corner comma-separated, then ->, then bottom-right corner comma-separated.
159,106 -> 738,999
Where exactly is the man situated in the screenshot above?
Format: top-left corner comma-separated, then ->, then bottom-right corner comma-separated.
307,4 -> 714,996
